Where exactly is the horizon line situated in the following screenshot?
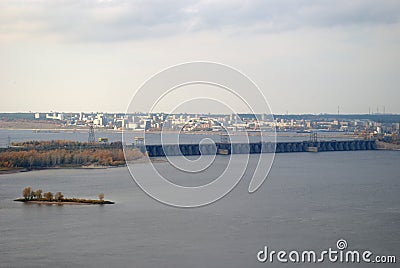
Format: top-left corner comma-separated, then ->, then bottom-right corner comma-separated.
0,111 -> 399,116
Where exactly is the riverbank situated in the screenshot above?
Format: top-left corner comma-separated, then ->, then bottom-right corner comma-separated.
0,167 -> 26,174
0,158 -> 167,175
0,164 -> 118,175
376,141 -> 400,151
0,140 -> 145,174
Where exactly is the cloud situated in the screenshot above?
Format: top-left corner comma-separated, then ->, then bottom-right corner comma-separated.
1,0 -> 400,42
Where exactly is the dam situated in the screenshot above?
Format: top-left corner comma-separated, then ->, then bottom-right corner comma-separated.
138,140 -> 377,157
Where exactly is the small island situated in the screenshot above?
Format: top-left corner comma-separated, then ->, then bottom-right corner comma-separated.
14,187 -> 115,205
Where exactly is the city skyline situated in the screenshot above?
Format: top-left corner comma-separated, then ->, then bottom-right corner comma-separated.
1,111 -> 399,134
1,110 -> 399,115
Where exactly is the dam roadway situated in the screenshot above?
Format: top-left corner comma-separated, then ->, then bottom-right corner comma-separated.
139,140 -> 377,157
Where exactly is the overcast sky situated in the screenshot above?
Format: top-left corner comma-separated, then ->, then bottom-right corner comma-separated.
1,0 -> 399,114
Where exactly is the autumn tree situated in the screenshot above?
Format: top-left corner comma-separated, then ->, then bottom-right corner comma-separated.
35,189 -> 43,200
55,192 -> 64,201
22,186 -> 32,200
0,140 -> 139,169
30,190 -> 36,200
44,192 -> 53,201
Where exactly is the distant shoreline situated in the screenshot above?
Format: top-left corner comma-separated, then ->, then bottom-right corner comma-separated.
0,165 -> 120,175
376,141 -> 400,151
0,158 -> 166,175
0,127 -> 135,132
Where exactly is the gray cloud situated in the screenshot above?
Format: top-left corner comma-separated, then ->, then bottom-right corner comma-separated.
1,0 -> 400,42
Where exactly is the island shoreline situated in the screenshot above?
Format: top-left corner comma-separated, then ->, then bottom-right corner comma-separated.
14,198 -> 115,205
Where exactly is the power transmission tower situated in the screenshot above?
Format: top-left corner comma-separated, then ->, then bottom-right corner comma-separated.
220,132 -> 230,144
134,136 -> 144,147
7,135 -> 11,148
310,132 -> 318,143
88,125 -> 95,143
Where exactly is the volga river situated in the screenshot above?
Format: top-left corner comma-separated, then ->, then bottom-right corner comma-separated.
0,129 -> 356,148
0,150 -> 399,267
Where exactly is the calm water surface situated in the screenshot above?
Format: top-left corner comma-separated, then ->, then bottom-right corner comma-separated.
0,151 -> 399,267
0,129 -> 356,148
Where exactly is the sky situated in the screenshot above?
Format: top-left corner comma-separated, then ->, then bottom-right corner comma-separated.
1,0 -> 400,114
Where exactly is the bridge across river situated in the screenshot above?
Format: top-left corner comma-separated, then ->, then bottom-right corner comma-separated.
139,140 -> 376,157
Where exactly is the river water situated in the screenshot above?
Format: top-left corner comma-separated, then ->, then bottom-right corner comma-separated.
0,150 -> 399,267
0,129 -> 356,148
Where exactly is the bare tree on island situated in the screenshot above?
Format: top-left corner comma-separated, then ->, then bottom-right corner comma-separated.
16,187 -> 114,205
30,190 -> 36,200
44,192 -> 53,201
35,189 -> 43,200
55,192 -> 64,202
22,187 -> 32,200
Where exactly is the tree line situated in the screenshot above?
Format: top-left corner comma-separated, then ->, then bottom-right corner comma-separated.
21,186 -> 105,202
0,141 -> 143,169
22,186 -> 61,201
11,140 -> 123,150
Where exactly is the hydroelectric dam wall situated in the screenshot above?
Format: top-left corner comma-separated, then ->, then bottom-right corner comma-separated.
139,140 -> 377,157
